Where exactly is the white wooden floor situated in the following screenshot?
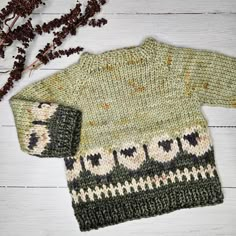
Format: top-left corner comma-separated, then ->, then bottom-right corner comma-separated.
0,1 -> 236,235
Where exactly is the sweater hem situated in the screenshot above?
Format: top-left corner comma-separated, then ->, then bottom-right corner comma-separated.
73,177 -> 224,231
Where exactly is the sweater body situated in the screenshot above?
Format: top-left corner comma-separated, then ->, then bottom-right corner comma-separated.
10,37 -> 236,231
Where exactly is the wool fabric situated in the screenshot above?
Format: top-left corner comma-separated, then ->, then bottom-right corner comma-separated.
10,37 -> 236,231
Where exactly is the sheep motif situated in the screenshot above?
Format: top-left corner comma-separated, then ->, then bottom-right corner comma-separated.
116,141 -> 146,170
71,125 -> 213,178
180,125 -> 213,156
82,147 -> 115,176
148,134 -> 180,163
24,102 -> 58,155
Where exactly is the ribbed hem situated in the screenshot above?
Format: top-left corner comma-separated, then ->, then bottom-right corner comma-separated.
73,178 -> 224,231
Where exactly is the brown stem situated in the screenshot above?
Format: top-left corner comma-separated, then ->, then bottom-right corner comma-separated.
1,11 -> 93,76
22,44 -> 54,73
22,13 -> 90,73
0,14 -> 20,47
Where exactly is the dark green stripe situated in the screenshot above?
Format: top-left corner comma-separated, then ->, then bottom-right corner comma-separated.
72,177 -> 223,231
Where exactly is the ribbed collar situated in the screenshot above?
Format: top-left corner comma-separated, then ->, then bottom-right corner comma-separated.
78,37 -> 169,73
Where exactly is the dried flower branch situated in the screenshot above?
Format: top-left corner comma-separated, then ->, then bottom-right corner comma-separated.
0,0 -> 108,101
0,0 -> 44,52
1,46 -> 26,98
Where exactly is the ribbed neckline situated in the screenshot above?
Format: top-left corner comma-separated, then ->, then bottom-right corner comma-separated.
78,37 -> 168,73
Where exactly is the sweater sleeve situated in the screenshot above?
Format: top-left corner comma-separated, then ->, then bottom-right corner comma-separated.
172,46 -> 236,108
9,63 -> 83,158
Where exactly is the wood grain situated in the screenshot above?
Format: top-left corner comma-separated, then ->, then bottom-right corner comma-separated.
1,14 -> 236,71
31,0 -> 236,14
0,0 -> 235,235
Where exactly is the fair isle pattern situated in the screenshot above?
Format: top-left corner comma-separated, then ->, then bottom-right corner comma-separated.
65,124 -> 213,181
83,147 -> 115,176
19,100 -> 82,157
10,37 -> 236,231
71,164 -> 216,204
31,102 -> 58,121
24,102 -> 58,155
148,133 -> 180,162
25,124 -> 51,155
180,125 -> 213,156
116,141 -> 146,170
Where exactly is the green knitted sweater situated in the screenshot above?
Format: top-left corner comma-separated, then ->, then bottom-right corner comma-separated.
10,37 -> 236,231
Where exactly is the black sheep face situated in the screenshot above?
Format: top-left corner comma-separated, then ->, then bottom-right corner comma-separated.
120,146 -> 137,157
158,139 -> 173,152
149,134 -> 180,162
117,141 -> 146,170
183,131 -> 199,147
180,125 -> 213,156
83,147 -> 115,175
87,153 -> 102,167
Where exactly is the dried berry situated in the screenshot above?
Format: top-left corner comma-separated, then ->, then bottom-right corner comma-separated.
0,0 -> 107,101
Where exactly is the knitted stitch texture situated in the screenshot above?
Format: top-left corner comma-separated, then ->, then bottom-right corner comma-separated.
10,37 -> 236,231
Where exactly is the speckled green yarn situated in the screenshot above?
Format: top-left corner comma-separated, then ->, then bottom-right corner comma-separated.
9,37 -> 235,231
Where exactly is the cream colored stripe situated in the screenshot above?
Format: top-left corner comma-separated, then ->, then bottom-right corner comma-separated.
71,164 -> 216,203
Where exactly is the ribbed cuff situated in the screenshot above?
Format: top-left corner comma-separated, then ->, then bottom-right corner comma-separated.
39,105 -> 82,157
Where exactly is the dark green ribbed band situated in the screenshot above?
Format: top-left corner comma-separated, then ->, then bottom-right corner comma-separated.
39,105 -> 82,157
72,177 -> 224,231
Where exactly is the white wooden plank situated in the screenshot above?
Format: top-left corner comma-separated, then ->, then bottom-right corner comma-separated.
201,107 -> 236,127
0,1 -> 235,235
0,187 -> 235,236
0,66 -> 67,187
0,127 -> 235,187
101,0 -> 236,14
0,126 -> 67,186
210,128 -> 236,187
1,0 -> 236,14
0,69 -> 57,102
0,14 -> 236,72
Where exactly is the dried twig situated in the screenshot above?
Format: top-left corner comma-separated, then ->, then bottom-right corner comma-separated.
0,0 -> 108,101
